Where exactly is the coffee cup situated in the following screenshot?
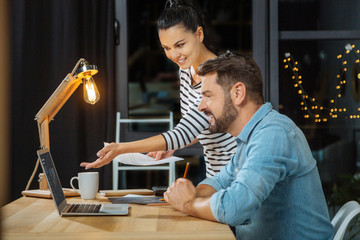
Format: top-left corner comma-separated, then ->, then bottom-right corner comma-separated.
70,172 -> 99,200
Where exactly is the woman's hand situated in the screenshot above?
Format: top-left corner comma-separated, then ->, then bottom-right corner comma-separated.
80,142 -> 124,169
147,150 -> 175,160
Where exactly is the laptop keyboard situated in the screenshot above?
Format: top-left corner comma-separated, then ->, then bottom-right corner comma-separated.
67,204 -> 101,213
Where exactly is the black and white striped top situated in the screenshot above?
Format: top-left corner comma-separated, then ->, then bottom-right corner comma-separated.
161,68 -> 237,177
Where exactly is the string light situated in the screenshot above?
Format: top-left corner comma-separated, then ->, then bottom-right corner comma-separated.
283,43 -> 360,122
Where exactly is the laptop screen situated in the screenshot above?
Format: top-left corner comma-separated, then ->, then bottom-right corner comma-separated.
37,149 -> 66,209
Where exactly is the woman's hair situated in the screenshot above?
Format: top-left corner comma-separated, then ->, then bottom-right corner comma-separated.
157,0 -> 220,54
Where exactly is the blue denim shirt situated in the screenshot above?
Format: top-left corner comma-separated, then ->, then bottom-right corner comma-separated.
199,103 -> 334,240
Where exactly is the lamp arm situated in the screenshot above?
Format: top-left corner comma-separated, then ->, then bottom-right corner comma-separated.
35,73 -> 82,150
26,58 -> 97,192
35,57 -> 86,126
35,74 -> 81,126
71,58 -> 86,75
25,60 -> 85,191
37,117 -> 50,150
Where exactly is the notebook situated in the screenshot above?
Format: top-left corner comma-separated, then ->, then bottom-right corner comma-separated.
37,148 -> 129,216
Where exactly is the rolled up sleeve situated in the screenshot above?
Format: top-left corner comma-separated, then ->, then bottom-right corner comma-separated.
198,127 -> 290,227
199,178 -> 233,224
208,167 -> 273,226
198,177 -> 223,191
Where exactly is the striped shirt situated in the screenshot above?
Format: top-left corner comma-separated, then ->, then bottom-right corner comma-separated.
161,68 -> 237,177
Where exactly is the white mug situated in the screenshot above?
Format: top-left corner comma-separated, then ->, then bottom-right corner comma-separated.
70,172 -> 99,200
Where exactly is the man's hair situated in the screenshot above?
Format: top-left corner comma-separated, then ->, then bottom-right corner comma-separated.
197,52 -> 264,104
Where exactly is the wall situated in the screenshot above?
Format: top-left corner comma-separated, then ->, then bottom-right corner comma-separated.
0,0 -> 10,207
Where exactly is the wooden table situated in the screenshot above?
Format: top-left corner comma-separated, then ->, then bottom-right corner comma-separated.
2,194 -> 235,240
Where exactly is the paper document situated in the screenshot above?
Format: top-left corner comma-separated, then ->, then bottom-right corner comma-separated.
104,142 -> 183,165
113,152 -> 183,165
109,194 -> 166,205
99,204 -> 129,214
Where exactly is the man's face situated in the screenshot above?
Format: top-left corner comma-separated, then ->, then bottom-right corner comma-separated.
198,72 -> 238,133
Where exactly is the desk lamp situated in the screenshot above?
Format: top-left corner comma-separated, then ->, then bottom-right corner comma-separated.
24,58 -> 100,196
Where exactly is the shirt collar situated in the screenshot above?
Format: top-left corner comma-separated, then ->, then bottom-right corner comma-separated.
236,102 -> 273,143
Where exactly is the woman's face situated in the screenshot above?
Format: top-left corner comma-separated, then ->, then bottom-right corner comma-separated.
158,24 -> 203,70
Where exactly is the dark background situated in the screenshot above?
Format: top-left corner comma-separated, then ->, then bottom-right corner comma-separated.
10,0 -> 116,201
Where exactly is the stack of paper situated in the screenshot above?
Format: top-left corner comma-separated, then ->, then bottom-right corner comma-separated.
104,142 -> 183,165
113,152 -> 183,166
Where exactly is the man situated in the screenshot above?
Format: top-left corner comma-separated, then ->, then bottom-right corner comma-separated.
164,53 -> 334,240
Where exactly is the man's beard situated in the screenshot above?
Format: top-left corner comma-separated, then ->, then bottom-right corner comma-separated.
208,96 -> 237,133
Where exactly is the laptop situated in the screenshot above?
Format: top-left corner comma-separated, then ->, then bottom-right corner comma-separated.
37,148 -> 129,216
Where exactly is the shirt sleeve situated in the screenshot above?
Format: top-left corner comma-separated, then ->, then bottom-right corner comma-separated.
161,96 -> 210,151
201,126 -> 293,227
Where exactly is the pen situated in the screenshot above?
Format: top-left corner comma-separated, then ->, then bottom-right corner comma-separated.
183,162 -> 190,179
160,162 -> 190,201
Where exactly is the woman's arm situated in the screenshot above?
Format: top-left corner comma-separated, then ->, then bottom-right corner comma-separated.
162,105 -> 209,150
80,134 -> 167,169
147,138 -> 199,160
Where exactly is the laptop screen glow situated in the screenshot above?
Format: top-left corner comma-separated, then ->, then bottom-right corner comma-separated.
38,150 -> 66,208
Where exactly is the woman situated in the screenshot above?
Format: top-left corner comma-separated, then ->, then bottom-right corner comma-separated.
81,0 -> 237,177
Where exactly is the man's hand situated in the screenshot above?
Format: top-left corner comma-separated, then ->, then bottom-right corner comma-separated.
147,150 -> 176,160
80,142 -> 123,169
164,178 -> 197,214
164,179 -> 217,222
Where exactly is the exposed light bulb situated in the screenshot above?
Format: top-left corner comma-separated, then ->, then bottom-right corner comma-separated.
83,75 -> 100,105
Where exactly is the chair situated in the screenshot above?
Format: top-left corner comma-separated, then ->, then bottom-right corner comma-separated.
331,200 -> 360,240
112,111 -> 175,190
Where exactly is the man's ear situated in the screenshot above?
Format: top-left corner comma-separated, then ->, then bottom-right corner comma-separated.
231,82 -> 246,105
